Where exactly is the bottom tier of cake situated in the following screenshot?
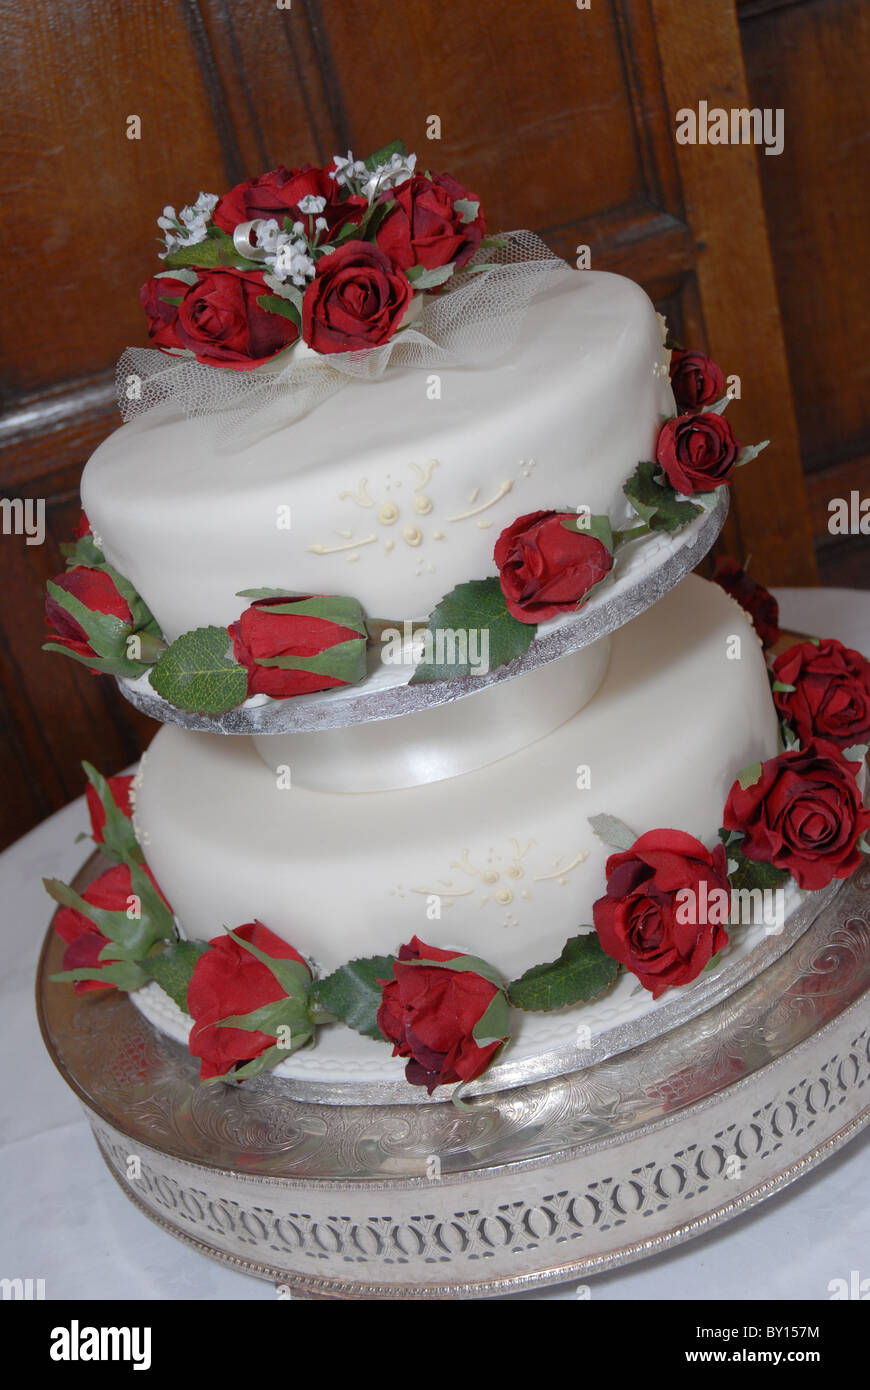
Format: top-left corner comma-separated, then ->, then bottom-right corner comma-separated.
134,575 -> 778,980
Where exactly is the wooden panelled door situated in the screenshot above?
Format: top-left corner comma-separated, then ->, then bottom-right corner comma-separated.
1,0 -> 862,849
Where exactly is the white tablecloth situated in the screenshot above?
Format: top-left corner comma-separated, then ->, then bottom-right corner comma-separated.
2,588 -> 868,1301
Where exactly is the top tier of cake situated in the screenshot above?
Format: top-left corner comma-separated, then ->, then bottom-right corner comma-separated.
81,270 -> 672,642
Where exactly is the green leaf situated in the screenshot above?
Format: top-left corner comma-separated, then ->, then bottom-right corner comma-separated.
453,198 -> 480,225
399,953 -> 505,990
50,960 -> 150,992
154,267 -> 198,287
43,876 -> 164,963
312,955 -> 397,1040
203,1042 -> 287,1086
102,563 -> 160,638
146,939 -> 208,1012
163,229 -> 262,272
727,848 -> 790,893
215,996 -> 314,1052
255,636 -> 367,685
236,587 -> 308,601
771,680 -> 796,693
261,275 -> 305,314
60,534 -> 105,569
471,991 -> 511,1046
149,626 -> 248,715
363,138 -> 407,172
737,760 -> 763,790
736,440 -> 770,468
588,813 -> 637,850
623,459 -> 702,533
45,579 -> 138,675
256,293 -> 302,327
508,934 -> 619,1012
410,578 -> 536,684
405,263 -> 455,290
242,594 -> 367,634
559,513 -> 614,552
81,761 -> 143,865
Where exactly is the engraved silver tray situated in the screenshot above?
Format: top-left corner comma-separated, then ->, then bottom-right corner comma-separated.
37,854 -> 870,1299
114,492 -> 727,734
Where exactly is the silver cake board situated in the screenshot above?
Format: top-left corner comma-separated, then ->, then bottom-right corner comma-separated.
37,857 -> 870,1299
114,492 -> 728,735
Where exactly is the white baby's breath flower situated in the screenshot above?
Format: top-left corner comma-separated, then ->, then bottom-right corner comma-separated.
362,151 -> 417,201
331,151 -> 369,188
157,191 -> 218,258
271,237 -> 316,287
255,218 -> 281,252
297,194 -> 327,215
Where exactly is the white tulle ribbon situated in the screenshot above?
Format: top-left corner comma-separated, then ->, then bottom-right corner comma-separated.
116,230 -> 575,448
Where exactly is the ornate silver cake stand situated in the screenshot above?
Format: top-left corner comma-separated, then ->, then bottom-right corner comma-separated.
37,856 -> 870,1299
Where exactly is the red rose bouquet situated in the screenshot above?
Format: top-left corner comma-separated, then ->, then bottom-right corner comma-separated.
140,140 -> 488,368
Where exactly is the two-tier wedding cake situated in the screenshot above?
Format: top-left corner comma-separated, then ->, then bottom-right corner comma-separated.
42,141 -> 870,1104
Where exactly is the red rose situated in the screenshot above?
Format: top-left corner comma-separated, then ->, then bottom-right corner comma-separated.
139,275 -> 191,353
54,863 -> 160,994
656,411 -> 741,495
592,830 -> 731,999
187,921 -> 310,1081
301,241 -> 412,353
45,567 -> 133,660
213,164 -> 366,238
377,936 -> 508,1093
712,558 -> 780,649
228,594 -> 367,698
86,774 -> 135,845
669,349 -> 725,412
723,740 -> 870,891
772,639 -> 870,748
73,510 -> 91,539
375,172 -> 485,271
140,268 -> 298,369
494,511 -> 613,624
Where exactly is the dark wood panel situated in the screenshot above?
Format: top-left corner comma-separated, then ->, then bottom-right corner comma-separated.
651,0 -> 817,587
740,0 -> 870,589
0,0 -> 238,399
313,0 -> 677,233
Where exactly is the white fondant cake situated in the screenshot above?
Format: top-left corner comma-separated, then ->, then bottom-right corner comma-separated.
134,576 -> 778,980
82,271 -> 672,641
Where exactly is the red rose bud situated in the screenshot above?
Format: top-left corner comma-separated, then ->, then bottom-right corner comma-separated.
302,241 -> 412,353
213,164 -> 366,239
141,267 -> 298,369
669,349 -> 725,413
494,510 -> 613,624
723,740 -> 870,891
45,567 -> 133,660
375,172 -> 486,272
772,639 -> 870,748
656,411 -> 741,495
72,510 -> 91,539
377,937 -> 509,1093
592,830 -> 731,999
187,922 -> 312,1081
228,593 -> 368,698
53,863 -> 162,994
86,774 -> 134,842
712,558 -> 780,649
82,762 -> 142,864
